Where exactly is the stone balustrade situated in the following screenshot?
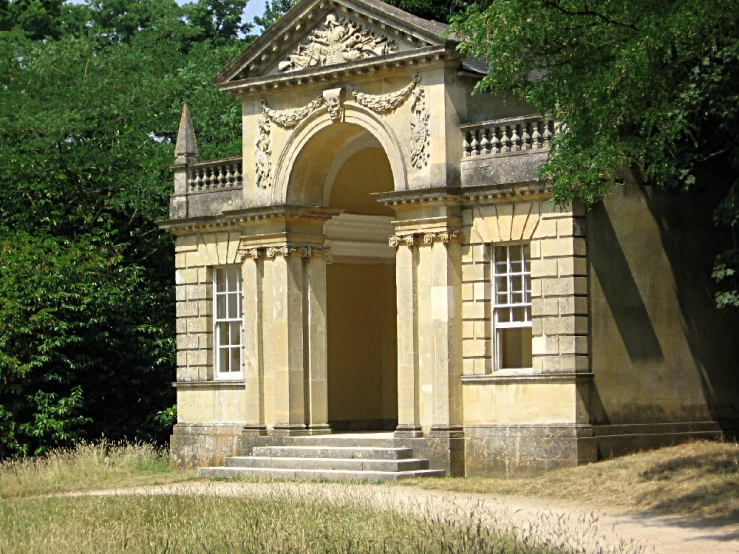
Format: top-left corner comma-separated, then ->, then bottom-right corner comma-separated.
186,158 -> 243,192
461,116 -> 556,158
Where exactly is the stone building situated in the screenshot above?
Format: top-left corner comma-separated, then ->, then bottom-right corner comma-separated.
158,0 -> 739,478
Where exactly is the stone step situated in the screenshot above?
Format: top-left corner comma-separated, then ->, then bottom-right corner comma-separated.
197,466 -> 445,482
224,456 -> 429,472
252,446 -> 413,460
284,435 -> 397,448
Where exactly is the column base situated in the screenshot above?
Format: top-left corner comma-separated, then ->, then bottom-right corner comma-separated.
428,425 -> 464,439
271,423 -> 309,437
394,424 -> 423,438
242,424 -> 268,437
307,424 -> 332,435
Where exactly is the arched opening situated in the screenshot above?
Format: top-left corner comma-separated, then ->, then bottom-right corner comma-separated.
287,123 -> 398,431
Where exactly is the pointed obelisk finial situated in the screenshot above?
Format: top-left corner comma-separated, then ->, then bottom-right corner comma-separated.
174,103 -> 198,165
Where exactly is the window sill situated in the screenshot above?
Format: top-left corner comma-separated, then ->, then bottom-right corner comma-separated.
172,380 -> 245,389
461,371 -> 594,384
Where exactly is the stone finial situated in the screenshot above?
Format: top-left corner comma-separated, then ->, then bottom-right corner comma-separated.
174,103 -> 198,165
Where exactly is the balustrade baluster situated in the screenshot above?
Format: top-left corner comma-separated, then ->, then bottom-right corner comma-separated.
521,123 -> 531,150
480,128 -> 490,155
470,130 -> 479,156
532,122 -> 542,149
491,128 -> 500,154
501,127 -> 511,153
543,120 -> 552,148
511,125 -> 521,151
463,132 -> 472,157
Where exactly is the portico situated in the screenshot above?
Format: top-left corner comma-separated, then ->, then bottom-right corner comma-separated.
158,0 -> 739,477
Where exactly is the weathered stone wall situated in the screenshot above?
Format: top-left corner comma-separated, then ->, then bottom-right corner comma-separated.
174,231 -> 243,382
587,182 -> 739,440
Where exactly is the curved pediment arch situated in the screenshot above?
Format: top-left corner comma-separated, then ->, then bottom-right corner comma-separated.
272,104 -> 407,206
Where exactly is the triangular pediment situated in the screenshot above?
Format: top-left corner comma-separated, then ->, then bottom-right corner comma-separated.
214,0 -> 453,87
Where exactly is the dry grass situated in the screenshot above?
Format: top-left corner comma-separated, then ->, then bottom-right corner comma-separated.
400,441 -> 739,521
0,441 -> 194,499
0,484 -> 643,554
0,442 -> 645,554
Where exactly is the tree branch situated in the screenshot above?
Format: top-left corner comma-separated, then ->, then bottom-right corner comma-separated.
543,1 -> 639,31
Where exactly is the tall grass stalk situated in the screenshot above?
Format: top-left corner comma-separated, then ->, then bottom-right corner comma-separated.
0,441 -> 191,499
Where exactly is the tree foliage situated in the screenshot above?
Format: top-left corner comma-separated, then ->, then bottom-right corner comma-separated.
0,0 -> 247,457
450,0 -> 739,307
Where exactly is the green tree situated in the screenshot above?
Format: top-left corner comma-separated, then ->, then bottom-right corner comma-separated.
253,0 -> 456,31
0,0 -> 247,457
450,0 -> 739,307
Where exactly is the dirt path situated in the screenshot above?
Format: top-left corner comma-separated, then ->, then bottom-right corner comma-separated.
66,481 -> 739,554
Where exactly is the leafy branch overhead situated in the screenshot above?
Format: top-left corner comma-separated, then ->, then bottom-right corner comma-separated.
0,0 -> 249,457
450,0 -> 739,307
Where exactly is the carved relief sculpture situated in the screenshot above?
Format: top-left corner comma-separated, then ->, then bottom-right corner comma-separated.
278,13 -> 398,72
255,108 -> 272,188
322,88 -> 344,122
410,84 -> 430,169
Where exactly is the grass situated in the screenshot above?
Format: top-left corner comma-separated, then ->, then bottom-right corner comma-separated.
399,441 -> 739,521
0,442 -> 645,554
0,440 -> 194,499
0,491 -> 618,554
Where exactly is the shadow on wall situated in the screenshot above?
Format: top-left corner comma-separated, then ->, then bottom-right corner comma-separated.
587,177 -> 739,431
643,177 -> 739,435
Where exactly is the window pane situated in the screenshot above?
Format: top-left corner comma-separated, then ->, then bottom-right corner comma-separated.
215,322 -> 227,347
498,327 -> 533,369
219,347 -> 229,374
494,246 -> 508,265
497,309 -> 510,323
230,347 -> 241,373
495,276 -> 508,294
228,293 -> 238,319
512,307 -> 526,322
511,276 -> 523,294
216,295 -> 226,319
215,269 -> 226,292
226,267 -> 237,292
229,322 -> 241,346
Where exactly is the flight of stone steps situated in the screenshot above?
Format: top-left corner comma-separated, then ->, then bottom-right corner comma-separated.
198,435 -> 445,482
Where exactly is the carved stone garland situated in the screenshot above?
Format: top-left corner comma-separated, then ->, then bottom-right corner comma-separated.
255,74 -> 430,187
350,73 -> 421,114
277,13 -> 398,73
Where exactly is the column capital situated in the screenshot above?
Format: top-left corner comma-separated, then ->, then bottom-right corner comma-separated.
422,230 -> 460,246
389,234 -> 416,248
236,248 -> 262,262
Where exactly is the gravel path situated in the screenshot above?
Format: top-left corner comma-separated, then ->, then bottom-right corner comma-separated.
67,480 -> 739,554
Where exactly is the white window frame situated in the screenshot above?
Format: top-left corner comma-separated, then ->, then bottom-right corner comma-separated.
213,266 -> 243,380
492,243 -> 532,371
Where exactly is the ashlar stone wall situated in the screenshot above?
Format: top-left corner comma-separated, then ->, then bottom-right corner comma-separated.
459,197 -> 591,426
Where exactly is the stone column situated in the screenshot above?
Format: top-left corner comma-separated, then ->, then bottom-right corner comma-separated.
424,232 -> 464,438
241,248 -> 266,436
304,247 -> 331,435
391,235 -> 422,438
269,246 -> 308,436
